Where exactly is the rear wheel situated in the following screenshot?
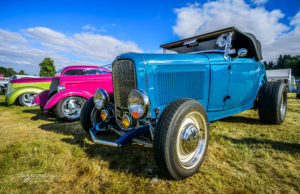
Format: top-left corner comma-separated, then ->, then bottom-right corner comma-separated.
80,97 -> 101,133
55,96 -> 86,121
154,98 -> 209,180
18,93 -> 37,107
258,81 -> 287,124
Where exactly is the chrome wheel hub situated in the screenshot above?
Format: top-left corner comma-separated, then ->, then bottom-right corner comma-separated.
181,125 -> 200,154
176,112 -> 207,169
62,97 -> 85,119
22,93 -> 37,106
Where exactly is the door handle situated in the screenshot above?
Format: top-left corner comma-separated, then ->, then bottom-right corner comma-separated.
223,95 -> 230,102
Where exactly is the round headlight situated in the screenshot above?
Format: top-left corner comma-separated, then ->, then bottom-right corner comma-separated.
128,89 -> 150,119
94,88 -> 109,110
57,85 -> 65,92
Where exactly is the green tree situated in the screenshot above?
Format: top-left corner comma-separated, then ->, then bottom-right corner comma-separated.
39,58 -> 56,77
0,66 -> 17,77
265,54 -> 300,77
18,70 -> 27,75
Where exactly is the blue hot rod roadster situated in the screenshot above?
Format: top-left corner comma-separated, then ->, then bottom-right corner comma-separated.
80,27 -> 287,180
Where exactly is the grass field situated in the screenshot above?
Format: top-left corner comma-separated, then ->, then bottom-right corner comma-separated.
0,94 -> 299,193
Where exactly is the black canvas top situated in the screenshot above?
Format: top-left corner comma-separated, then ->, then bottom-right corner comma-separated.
160,27 -> 263,61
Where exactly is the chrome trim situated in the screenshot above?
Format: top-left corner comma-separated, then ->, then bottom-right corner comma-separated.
128,89 -> 150,119
110,127 -> 153,147
224,32 -> 233,60
89,130 -> 118,147
57,85 -> 65,92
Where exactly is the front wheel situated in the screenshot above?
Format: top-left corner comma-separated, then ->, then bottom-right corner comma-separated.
55,96 -> 86,121
154,98 -> 209,180
80,97 -> 101,133
18,93 -> 38,107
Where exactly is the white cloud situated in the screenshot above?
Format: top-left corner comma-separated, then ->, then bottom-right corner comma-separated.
172,0 -> 300,61
0,29 -> 27,43
0,27 -> 142,75
82,24 -> 106,32
251,0 -> 268,6
23,27 -> 142,61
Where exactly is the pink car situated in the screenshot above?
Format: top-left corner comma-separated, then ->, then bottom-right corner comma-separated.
34,65 -> 113,121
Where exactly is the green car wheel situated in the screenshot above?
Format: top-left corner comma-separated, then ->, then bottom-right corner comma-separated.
18,93 -> 38,107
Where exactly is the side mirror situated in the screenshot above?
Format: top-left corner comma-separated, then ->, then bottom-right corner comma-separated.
232,48 -> 248,61
237,48 -> 248,58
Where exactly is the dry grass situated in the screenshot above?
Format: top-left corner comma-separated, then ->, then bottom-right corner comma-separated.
0,94 -> 299,193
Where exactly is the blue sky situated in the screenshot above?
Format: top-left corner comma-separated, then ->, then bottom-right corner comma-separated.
0,0 -> 300,74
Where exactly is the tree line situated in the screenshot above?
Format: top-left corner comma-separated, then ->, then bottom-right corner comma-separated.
0,58 -> 56,77
264,55 -> 300,77
0,67 -> 27,77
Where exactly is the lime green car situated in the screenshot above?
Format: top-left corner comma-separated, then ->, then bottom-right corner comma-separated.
5,77 -> 51,106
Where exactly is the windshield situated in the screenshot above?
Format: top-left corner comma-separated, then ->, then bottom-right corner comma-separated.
54,68 -> 63,76
165,33 -> 229,54
97,65 -> 112,74
8,75 -> 16,81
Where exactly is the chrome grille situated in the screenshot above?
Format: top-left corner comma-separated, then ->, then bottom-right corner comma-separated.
48,78 -> 59,99
112,60 -> 136,121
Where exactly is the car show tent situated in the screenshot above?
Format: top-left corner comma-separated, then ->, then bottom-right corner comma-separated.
266,68 -> 296,92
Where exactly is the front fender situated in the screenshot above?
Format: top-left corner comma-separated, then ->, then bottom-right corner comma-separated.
44,89 -> 93,110
5,87 -> 44,105
33,90 -> 49,109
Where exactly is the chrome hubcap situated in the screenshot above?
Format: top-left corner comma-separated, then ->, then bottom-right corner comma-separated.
62,97 -> 85,119
181,125 -> 200,154
176,112 -> 207,169
22,93 -> 37,106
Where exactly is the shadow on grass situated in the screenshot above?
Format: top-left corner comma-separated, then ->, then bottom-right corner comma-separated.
23,109 -> 57,121
223,136 -> 300,153
0,101 -> 7,106
220,116 -> 266,125
37,121 -> 158,179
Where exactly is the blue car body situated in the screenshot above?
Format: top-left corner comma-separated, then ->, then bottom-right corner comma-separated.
117,52 -> 266,122
86,27 -> 267,148
82,27 -> 290,180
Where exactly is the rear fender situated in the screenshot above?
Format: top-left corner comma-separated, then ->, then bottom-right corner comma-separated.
5,86 -> 44,105
44,89 -> 92,110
